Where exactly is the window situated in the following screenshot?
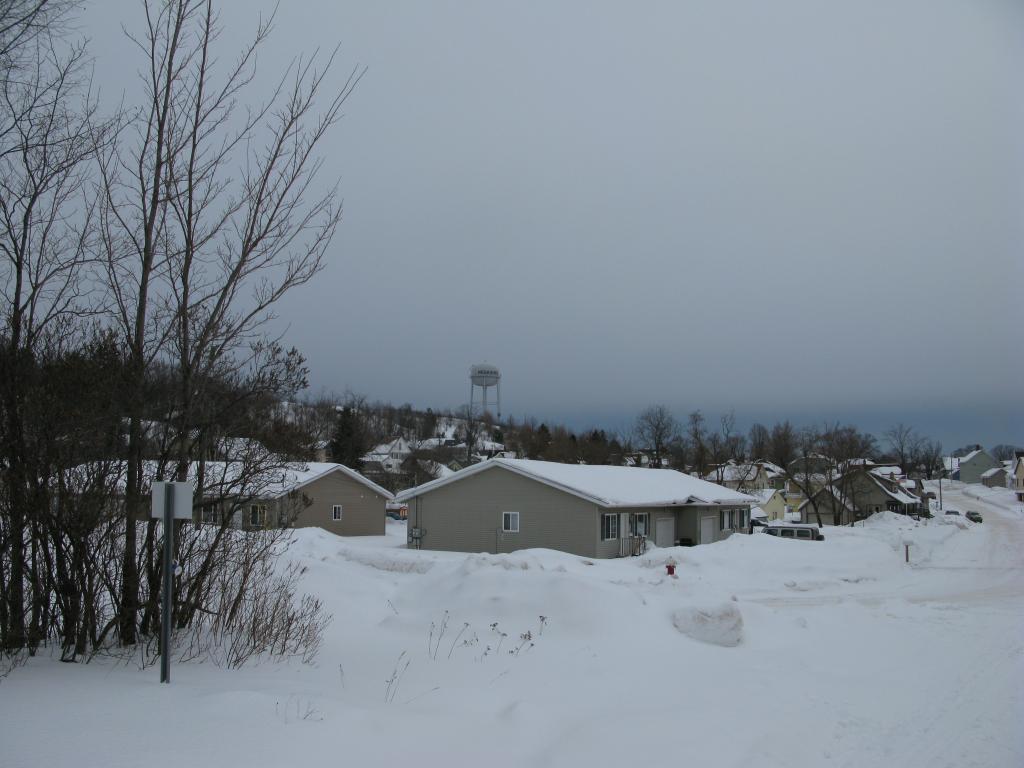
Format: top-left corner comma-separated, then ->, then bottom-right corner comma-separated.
249,505 -> 266,527
502,511 -> 519,533
332,504 -> 343,521
201,504 -> 218,524
780,529 -> 795,538
632,513 -> 649,537
796,529 -> 811,539
765,528 -> 779,536
601,513 -> 619,541
720,509 -> 733,531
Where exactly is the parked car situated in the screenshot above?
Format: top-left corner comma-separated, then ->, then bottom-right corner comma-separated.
965,511 -> 983,523
944,509 -> 960,516
761,525 -> 824,541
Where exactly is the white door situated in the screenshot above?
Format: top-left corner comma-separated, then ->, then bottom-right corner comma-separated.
700,516 -> 715,544
656,517 -> 674,547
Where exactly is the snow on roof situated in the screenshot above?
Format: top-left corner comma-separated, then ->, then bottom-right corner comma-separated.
869,466 -> 903,478
980,467 -> 1005,479
265,462 -> 393,500
74,460 -> 392,501
750,506 -> 768,520
746,488 -> 781,504
395,458 -> 756,508
703,462 -> 764,483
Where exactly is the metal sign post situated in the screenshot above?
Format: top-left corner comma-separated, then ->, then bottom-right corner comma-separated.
151,481 -> 194,684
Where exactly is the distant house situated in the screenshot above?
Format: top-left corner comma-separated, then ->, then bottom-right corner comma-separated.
197,462 -> 393,536
980,466 -> 1008,489
395,458 -> 755,557
361,437 -> 414,473
746,488 -> 788,521
1013,454 -> 1024,502
943,447 -> 999,484
799,468 -> 923,525
90,459 -> 392,536
703,461 -> 772,491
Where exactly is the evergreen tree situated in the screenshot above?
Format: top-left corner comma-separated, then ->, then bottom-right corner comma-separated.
330,407 -> 370,469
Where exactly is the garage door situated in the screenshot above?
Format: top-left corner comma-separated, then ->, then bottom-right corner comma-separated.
655,517 -> 674,547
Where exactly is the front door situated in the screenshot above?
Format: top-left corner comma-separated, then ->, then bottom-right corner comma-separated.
655,517 -> 674,547
700,516 -> 715,545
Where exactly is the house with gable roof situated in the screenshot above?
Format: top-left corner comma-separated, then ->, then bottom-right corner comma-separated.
944,447 -> 1000,484
395,458 -> 755,557
798,466 -> 924,526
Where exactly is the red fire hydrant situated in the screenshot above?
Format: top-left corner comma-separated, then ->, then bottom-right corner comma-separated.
666,560 -> 676,576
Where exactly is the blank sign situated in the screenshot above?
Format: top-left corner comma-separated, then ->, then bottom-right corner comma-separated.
151,482 -> 195,520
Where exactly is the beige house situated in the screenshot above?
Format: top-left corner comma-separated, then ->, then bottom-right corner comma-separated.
197,462 -> 392,536
747,488 -> 788,521
395,458 -> 755,558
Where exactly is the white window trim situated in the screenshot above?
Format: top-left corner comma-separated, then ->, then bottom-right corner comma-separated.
249,504 -> 266,527
602,512 -> 619,541
332,504 -> 343,521
633,512 -> 649,537
502,511 -> 519,533
201,504 -> 218,524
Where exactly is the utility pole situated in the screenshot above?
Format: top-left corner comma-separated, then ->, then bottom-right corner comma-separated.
151,481 -> 193,684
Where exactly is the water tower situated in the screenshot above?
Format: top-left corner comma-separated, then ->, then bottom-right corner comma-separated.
469,363 -> 501,419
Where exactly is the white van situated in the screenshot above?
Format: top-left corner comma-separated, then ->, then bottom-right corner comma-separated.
761,525 -> 825,542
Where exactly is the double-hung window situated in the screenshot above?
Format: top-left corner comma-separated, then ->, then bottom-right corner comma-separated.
720,509 -> 733,531
502,511 -> 519,533
601,513 -> 619,541
632,512 -> 649,537
332,504 -> 343,521
201,504 -> 218,524
249,504 -> 266,527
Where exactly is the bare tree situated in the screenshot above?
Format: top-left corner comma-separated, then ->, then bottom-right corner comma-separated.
97,0 -> 362,646
0,0 -> 111,653
770,423 -> 825,527
916,438 -> 944,480
686,410 -> 708,477
748,422 -> 770,460
883,423 -> 919,474
634,405 -> 678,467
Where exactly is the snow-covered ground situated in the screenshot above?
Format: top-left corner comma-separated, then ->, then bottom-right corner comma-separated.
3,485 -> 1023,767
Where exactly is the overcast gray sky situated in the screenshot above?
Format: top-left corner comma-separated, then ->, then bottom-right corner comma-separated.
84,1 -> 1023,449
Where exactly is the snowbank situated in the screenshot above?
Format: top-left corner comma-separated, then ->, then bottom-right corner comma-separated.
672,601 -> 744,646
2,490 -> 1021,768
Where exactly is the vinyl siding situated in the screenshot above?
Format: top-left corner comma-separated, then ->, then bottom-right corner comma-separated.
408,464 -> 601,557
958,452 -> 999,484
285,471 -> 388,536
407,464 -> 752,557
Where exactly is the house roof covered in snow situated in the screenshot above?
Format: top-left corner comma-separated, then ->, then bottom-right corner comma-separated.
980,467 -> 1006,479
746,488 -> 782,505
869,466 -> 903,478
702,462 -> 765,484
72,460 -> 392,501
395,458 -> 756,508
